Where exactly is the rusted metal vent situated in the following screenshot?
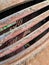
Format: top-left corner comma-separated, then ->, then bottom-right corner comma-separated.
0,0 -> 49,65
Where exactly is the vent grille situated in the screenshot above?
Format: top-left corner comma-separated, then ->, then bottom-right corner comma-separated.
0,0 -> 49,65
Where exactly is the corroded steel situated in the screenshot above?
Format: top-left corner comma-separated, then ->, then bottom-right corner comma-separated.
0,1 -> 48,28
0,21 -> 49,57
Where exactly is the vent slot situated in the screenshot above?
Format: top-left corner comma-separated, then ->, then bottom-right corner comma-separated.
0,6 -> 48,35
0,0 -> 45,19
0,17 -> 49,49
0,28 -> 48,61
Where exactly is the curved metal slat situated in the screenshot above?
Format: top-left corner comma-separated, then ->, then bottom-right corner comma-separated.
0,0 -> 31,11
0,33 -> 49,65
0,1 -> 48,28
0,21 -> 49,57
0,10 -> 49,46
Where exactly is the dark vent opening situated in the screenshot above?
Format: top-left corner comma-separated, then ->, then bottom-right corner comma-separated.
0,0 -> 45,19
0,28 -> 48,61
0,17 -> 49,49
0,5 -> 48,35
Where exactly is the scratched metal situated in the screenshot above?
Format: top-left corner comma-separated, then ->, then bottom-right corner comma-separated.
0,21 -> 49,57
0,1 -> 48,28
0,10 -> 49,46
0,33 -> 49,65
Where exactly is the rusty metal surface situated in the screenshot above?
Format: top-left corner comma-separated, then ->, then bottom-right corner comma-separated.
0,1 -> 48,28
0,0 -> 31,11
0,33 -> 49,65
0,21 -> 49,57
0,10 -> 49,46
